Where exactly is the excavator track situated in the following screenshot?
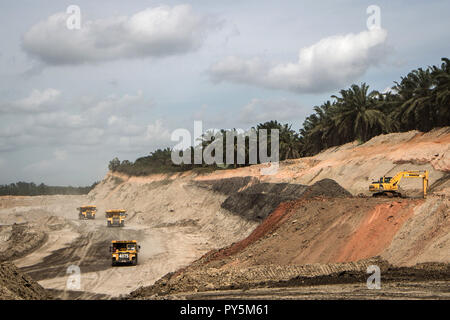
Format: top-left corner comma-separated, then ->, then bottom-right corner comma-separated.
372,191 -> 403,198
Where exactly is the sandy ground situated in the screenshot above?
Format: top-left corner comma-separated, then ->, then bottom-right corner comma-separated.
0,185 -> 257,299
1,128 -> 449,300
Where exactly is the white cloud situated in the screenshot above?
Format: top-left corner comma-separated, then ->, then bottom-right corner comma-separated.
33,112 -> 85,129
116,119 -> 172,151
107,115 -> 121,126
23,149 -> 68,173
1,88 -> 61,113
107,115 -> 143,136
145,119 -> 170,141
53,149 -> 68,161
239,98 -> 306,125
88,90 -> 145,115
22,5 -> 218,65
114,119 -> 173,152
0,123 -> 26,138
209,28 -> 388,93
0,89 -> 172,154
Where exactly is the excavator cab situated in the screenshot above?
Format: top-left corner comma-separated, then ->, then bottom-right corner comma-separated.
373,177 -> 392,184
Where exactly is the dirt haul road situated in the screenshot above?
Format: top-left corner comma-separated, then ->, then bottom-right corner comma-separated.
0,184 -> 257,299
0,128 -> 449,299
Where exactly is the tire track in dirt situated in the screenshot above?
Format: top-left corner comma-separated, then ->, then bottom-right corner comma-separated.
17,219 -> 144,282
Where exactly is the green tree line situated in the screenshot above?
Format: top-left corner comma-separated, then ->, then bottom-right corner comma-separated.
109,57 -> 450,176
109,121 -> 299,176
0,181 -> 99,196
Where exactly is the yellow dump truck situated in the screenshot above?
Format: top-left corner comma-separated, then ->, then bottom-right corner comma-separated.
78,205 -> 97,220
110,240 -> 140,266
105,209 -> 127,227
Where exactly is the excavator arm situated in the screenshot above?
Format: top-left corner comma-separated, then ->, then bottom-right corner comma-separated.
393,171 -> 428,198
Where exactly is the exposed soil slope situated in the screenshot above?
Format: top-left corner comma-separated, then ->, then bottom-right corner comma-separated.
194,127 -> 450,195
0,262 -> 51,300
129,193 -> 449,299
0,223 -> 47,262
0,128 -> 448,299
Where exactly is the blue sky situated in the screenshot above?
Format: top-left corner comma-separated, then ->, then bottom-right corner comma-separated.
0,0 -> 449,185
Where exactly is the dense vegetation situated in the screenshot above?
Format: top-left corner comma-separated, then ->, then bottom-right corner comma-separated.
301,58 -> 450,155
110,58 -> 450,176
0,181 -> 99,196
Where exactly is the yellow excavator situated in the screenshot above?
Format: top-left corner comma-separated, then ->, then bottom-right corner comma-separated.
369,170 -> 428,198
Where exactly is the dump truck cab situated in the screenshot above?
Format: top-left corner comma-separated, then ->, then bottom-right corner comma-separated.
110,240 -> 140,266
78,205 -> 97,220
105,209 -> 127,227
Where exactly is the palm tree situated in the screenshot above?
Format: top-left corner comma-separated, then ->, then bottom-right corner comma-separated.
391,68 -> 435,131
374,90 -> 398,132
256,121 -> 301,161
279,123 -> 301,159
299,101 -> 339,155
331,83 -> 387,142
430,58 -> 450,127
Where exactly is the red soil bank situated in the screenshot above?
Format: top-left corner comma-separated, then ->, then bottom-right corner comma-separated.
204,200 -> 303,262
335,201 -> 420,262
